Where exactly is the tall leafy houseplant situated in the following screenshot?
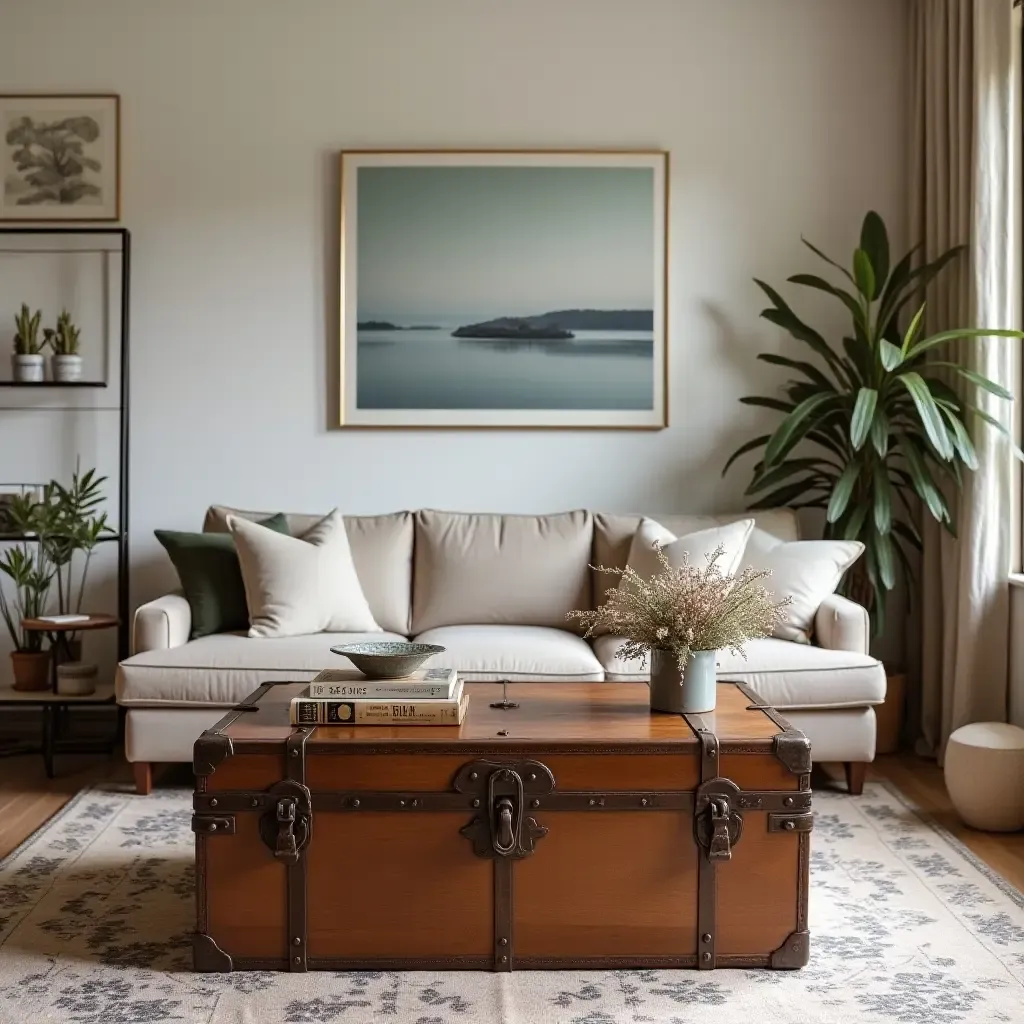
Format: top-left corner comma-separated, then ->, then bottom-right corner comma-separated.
724,212 -> 1024,630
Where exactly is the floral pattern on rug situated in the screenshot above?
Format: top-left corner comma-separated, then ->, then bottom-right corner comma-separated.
0,782 -> 1022,1023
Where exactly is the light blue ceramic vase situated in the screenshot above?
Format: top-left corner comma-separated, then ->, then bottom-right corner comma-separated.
649,648 -> 718,714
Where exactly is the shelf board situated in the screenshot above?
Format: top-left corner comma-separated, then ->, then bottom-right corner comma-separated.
0,381 -> 108,389
0,680 -> 115,704
0,532 -> 122,544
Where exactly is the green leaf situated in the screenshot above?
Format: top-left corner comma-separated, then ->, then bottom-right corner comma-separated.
787,273 -> 866,328
892,519 -> 923,551
756,353 -> 836,391
939,406 -> 979,470
748,457 -> 838,495
754,279 -> 848,377
955,367 -> 1014,400
877,244 -> 920,333
904,327 -> 1024,363
898,434 -> 950,523
746,476 -> 827,510
859,211 -> 890,298
826,461 -> 861,523
885,246 -> 965,328
842,336 -> 869,385
850,388 -> 878,451
967,405 -> 1024,462
763,392 -> 838,467
901,303 -> 926,354
722,434 -> 770,477
853,249 -> 876,301
899,372 -> 954,459
739,396 -> 794,413
870,409 -> 890,457
874,530 -> 897,589
801,236 -> 857,284
842,501 -> 869,542
879,338 -> 903,371
872,460 -> 892,534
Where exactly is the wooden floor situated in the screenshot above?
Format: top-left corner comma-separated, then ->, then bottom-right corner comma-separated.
1,752 -> 1023,889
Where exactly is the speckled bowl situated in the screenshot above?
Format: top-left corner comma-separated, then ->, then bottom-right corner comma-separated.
330,641 -> 446,679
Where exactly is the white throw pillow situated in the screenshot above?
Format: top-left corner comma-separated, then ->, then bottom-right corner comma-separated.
742,530 -> 864,644
229,509 -> 381,638
622,518 -> 756,585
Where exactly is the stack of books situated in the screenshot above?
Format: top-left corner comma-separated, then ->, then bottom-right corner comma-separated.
289,667 -> 467,726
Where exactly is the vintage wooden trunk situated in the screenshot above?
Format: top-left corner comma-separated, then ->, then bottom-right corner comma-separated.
192,680 -> 812,972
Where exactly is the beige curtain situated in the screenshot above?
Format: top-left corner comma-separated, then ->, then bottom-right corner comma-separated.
912,0 -> 1020,759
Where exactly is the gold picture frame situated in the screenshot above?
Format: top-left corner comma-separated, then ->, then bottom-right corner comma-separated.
339,149 -> 669,429
0,94 -> 120,222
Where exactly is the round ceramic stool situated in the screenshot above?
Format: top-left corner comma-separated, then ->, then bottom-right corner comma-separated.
944,722 -> 1024,832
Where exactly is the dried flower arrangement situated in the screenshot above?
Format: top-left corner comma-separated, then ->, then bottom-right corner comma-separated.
569,544 -> 791,670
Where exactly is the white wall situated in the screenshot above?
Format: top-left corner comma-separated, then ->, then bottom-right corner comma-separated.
2,0 -> 909,609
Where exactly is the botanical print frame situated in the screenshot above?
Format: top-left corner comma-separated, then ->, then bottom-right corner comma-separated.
0,95 -> 120,221
339,150 -> 668,428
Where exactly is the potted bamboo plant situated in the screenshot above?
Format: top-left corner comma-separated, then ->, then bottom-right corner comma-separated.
724,211 -> 1024,747
12,304 -> 45,383
569,545 -> 789,714
45,309 -> 83,383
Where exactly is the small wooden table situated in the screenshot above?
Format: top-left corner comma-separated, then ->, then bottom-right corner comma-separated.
192,680 -> 812,973
9,614 -> 120,777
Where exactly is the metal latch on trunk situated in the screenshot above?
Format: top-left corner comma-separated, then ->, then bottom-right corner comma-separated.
258,780 -> 312,864
694,779 -> 744,862
455,759 -> 555,860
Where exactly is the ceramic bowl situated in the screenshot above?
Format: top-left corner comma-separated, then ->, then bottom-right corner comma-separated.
330,641 -> 446,679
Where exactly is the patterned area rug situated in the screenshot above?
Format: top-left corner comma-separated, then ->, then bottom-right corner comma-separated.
0,783 -> 1022,1024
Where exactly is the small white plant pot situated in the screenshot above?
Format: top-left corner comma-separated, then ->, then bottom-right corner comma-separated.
12,353 -> 44,383
56,661 -> 98,696
51,354 -> 83,383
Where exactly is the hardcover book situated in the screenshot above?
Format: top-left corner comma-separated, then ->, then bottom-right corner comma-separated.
308,667 -> 458,700
290,687 -> 468,727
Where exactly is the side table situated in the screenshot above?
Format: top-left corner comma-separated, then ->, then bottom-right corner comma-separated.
1,614 -> 122,778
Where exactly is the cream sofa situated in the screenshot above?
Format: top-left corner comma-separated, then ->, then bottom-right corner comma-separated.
116,507 -> 885,793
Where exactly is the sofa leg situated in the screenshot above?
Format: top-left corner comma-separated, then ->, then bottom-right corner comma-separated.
844,761 -> 867,795
133,762 -> 153,795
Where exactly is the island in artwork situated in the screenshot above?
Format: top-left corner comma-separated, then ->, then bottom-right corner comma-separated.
357,320 -> 442,331
451,308 -> 652,340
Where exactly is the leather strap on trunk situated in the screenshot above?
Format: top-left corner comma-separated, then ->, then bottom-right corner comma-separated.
683,712 -> 719,970
285,726 -> 311,972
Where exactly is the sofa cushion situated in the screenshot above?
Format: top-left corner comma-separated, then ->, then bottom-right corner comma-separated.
204,506 -> 413,634
230,510 -> 380,637
413,625 -> 604,682
411,510 -> 593,633
155,512 -> 290,638
742,530 -> 864,644
116,630 -> 407,708
592,510 -> 799,610
592,635 -> 885,710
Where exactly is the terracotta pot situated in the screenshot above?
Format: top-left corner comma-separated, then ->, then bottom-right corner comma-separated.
11,650 -> 50,691
875,672 -> 906,754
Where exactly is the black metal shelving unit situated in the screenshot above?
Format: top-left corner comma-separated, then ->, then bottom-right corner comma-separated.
0,227 -> 130,774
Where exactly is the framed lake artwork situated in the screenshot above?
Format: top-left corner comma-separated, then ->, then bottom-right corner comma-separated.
1,95 -> 120,221
339,150 -> 668,428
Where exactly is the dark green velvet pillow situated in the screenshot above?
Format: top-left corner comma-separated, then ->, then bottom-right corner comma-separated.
155,513 -> 291,638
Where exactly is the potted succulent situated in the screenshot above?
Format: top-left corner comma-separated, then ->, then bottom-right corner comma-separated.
0,498 -> 55,691
12,304 -> 45,383
569,545 -> 789,713
45,309 -> 83,382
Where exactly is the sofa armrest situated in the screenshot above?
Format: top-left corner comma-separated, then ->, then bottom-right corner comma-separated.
814,594 -> 870,656
132,593 -> 192,653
